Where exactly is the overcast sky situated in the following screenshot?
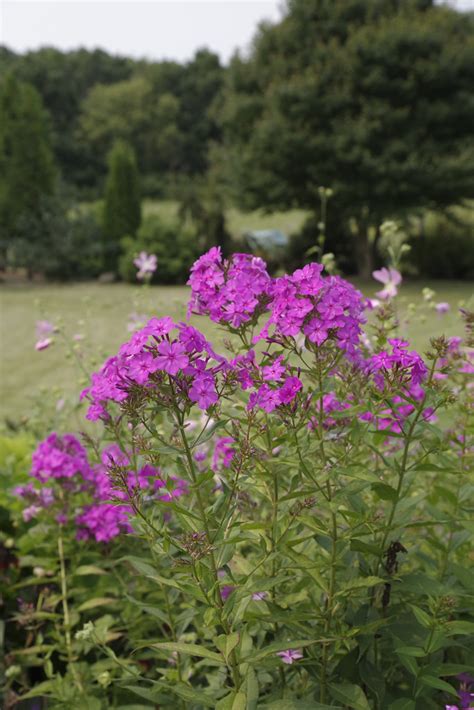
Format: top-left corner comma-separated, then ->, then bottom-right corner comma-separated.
1,0 -> 473,65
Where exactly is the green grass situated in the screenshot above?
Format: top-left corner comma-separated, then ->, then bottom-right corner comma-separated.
1,280 -> 472,424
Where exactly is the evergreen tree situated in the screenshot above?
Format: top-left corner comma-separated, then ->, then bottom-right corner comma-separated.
102,140 -> 141,270
0,73 -> 57,263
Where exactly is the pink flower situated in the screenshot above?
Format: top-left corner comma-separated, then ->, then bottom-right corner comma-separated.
189,372 -> 218,410
278,376 -> 303,405
366,298 -> 381,310
36,320 -> 54,337
154,340 -> 189,375
435,302 -> 450,314
134,251 -> 158,280
220,585 -> 235,601
276,649 -> 303,664
262,356 -> 286,382
372,267 -> 402,300
35,338 -> 52,351
35,319 -> 55,350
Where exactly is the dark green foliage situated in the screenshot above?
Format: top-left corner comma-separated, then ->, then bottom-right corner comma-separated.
176,174 -> 232,256
6,193 -> 105,280
410,210 -> 474,280
119,215 -> 199,284
0,46 -> 224,192
102,141 -> 141,270
0,73 -> 57,260
286,214 -> 358,274
220,0 -> 474,275
0,47 -> 134,188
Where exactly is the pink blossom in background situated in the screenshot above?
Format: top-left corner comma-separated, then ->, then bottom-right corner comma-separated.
366,298 -> 381,310
372,267 -> 402,300
435,302 -> 450,314
35,338 -> 52,351
276,649 -> 303,664
134,251 -> 157,280
35,320 -> 55,350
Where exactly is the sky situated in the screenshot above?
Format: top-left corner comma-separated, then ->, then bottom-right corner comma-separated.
1,0 -> 473,65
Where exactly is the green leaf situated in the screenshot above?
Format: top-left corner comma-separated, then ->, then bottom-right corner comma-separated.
388,700 -> 416,710
124,594 -> 169,624
191,419 -> 228,448
395,646 -> 426,658
409,604 -> 432,628
19,681 -> 55,699
329,683 -> 370,710
13,644 -> 55,655
445,620 -> 474,635
371,483 -> 398,501
438,663 -> 474,676
214,632 -> 239,662
121,556 -> 181,589
245,667 -> 259,710
337,577 -> 385,596
78,597 -> 116,611
350,539 -> 383,556
242,638 -> 324,663
216,691 -> 247,710
150,641 -> 225,664
73,564 -> 107,576
418,675 -> 457,696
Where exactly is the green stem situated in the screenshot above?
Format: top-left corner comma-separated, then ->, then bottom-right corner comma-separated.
314,354 -> 338,705
374,357 -> 438,578
171,391 -> 242,691
58,530 -> 84,694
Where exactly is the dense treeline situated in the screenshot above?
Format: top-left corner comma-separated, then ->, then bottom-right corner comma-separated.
0,45 -> 223,192
0,0 -> 473,280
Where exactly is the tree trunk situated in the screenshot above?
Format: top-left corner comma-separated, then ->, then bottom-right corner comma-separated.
354,221 -> 373,280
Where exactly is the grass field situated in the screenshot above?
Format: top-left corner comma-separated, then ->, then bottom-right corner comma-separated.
1,279 -> 472,424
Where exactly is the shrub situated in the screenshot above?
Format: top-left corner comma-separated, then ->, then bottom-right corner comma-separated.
119,214 -> 200,284
286,214 -> 358,274
410,208 -> 474,280
5,250 -> 474,708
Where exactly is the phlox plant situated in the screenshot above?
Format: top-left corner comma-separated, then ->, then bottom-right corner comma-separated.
5,249 -> 474,709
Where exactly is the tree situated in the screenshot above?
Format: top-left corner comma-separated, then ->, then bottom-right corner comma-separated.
0,73 -> 57,268
102,140 -> 141,270
220,0 -> 474,276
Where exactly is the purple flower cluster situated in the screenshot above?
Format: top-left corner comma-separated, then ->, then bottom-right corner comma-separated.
31,433 -> 90,482
259,264 -> 365,355
248,376 -> 303,413
366,339 -> 427,390
82,318 -> 224,420
446,673 -> 474,710
309,392 -> 352,430
212,437 -> 236,472
228,349 -> 303,413
16,434 -> 188,543
187,247 -> 271,327
14,483 -> 54,522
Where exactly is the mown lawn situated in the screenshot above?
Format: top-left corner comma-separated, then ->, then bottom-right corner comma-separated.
0,280 -> 472,423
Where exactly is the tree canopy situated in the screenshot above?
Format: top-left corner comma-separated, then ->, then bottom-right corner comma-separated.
219,0 -> 474,273
0,74 -> 57,257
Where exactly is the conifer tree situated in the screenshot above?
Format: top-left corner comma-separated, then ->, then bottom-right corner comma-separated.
102,139 -> 141,270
